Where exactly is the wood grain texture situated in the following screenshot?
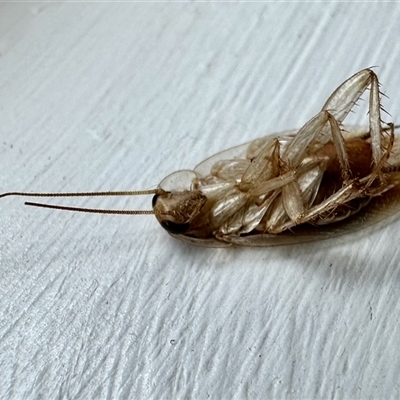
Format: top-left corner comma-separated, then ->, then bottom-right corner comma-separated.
1,3 -> 400,399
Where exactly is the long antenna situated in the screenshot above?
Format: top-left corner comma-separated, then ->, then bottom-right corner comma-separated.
0,189 -> 161,198
0,189 -> 164,215
24,201 -> 154,215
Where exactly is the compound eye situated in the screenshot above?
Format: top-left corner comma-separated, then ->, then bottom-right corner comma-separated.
160,220 -> 190,234
152,194 -> 160,208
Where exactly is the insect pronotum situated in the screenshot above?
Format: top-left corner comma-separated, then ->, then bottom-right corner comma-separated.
2,69 -> 400,247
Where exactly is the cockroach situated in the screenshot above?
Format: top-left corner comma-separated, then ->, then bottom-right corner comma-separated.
2,68 -> 400,247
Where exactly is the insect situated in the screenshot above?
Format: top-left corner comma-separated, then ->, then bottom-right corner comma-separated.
2,68 -> 400,247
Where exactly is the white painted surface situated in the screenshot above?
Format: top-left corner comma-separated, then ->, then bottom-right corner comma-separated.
1,3 -> 400,399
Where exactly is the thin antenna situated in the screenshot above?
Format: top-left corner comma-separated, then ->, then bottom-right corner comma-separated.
0,189 -> 161,199
25,202 -> 154,215
0,189 -> 164,215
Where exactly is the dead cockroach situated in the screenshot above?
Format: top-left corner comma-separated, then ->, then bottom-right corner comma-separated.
2,68 -> 400,247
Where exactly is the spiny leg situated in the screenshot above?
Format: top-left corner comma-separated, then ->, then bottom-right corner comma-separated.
366,73 -> 394,186
321,69 -> 375,123
293,123 -> 394,226
284,69 -> 380,161
323,69 -> 394,186
283,69 -> 394,226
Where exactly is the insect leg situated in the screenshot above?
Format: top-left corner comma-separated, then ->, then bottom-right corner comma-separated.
327,112 -> 351,183
365,72 -> 394,186
321,68 -> 374,124
322,69 -> 394,184
296,182 -> 359,224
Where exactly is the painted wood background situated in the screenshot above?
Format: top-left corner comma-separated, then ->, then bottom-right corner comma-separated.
1,3 -> 400,399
